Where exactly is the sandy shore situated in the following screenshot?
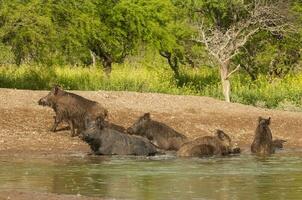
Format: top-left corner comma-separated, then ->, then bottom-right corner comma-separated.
0,88 -> 301,157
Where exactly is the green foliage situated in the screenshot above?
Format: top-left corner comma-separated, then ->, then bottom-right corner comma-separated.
235,30 -> 302,80
191,0 -> 248,29
0,0 -> 183,68
231,73 -> 302,109
0,0 -> 54,65
1,64 -> 302,110
0,0 -> 301,108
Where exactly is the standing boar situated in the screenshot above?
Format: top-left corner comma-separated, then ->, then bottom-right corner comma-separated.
82,118 -> 158,156
126,113 -> 188,150
251,117 -> 274,155
38,85 -> 108,137
177,129 -> 237,157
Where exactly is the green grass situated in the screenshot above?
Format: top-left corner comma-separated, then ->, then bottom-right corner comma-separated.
0,63 -> 302,111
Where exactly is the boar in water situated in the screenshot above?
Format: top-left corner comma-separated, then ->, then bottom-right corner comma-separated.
251,117 -> 275,155
102,121 -> 126,133
38,85 -> 108,137
177,130 -> 239,157
126,113 -> 188,150
82,118 -> 158,156
272,139 -> 286,149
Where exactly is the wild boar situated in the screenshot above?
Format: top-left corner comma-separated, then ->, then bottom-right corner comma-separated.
38,85 -> 108,137
82,118 -> 158,156
251,117 -> 274,155
126,113 -> 188,150
102,121 -> 126,133
177,129 -> 237,157
272,139 -> 286,149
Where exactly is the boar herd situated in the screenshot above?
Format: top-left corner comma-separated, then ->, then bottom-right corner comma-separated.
38,86 -> 287,157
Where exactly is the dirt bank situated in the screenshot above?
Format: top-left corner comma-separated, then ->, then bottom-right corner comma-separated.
0,88 -> 301,156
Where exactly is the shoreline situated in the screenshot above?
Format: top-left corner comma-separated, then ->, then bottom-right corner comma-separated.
0,88 -> 301,157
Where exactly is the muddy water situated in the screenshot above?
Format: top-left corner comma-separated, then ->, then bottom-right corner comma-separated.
1,150 -> 302,200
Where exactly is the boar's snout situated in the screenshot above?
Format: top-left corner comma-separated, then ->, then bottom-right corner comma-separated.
80,129 -> 92,141
82,134 -> 93,143
38,97 -> 47,106
231,147 -> 241,154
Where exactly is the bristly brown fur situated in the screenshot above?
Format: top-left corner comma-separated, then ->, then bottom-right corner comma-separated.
177,129 -> 237,157
272,139 -> 286,149
251,117 -> 275,155
38,85 -> 108,137
82,118 -> 158,156
126,113 -> 188,150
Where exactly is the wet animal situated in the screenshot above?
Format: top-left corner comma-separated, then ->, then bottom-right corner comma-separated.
272,139 -> 286,149
126,113 -> 188,150
177,130 -> 239,157
251,117 -> 275,155
82,118 -> 159,156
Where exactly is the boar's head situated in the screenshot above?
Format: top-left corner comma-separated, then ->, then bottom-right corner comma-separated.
215,129 -> 232,152
258,116 -> 271,129
126,112 -> 151,135
81,128 -> 101,153
38,85 -> 64,107
82,116 -> 107,139
256,116 -> 272,141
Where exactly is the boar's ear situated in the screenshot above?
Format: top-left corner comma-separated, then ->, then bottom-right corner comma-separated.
258,116 -> 263,123
99,120 -> 107,129
216,129 -> 225,140
143,113 -> 151,120
96,116 -> 106,129
104,110 -> 109,119
53,85 -> 60,95
216,129 -> 231,142
267,117 -> 271,125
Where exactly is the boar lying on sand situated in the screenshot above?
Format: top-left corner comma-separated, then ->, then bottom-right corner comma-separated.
38,85 -> 108,137
251,117 -> 275,155
177,130 -> 239,157
126,113 -> 188,150
82,118 -> 159,156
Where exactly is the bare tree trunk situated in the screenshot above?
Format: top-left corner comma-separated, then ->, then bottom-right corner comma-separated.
90,50 -> 96,67
102,57 -> 112,76
220,62 -> 231,102
100,54 -> 113,76
159,51 -> 180,78
193,1 -> 289,102
170,56 -> 180,79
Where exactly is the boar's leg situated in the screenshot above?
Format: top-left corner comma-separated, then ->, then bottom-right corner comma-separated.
50,116 -> 62,132
69,120 -> 76,137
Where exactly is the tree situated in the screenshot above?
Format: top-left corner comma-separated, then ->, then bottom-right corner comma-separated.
234,31 -> 301,81
158,17 -> 205,79
51,0 -> 148,71
158,0 -> 207,79
0,0 -> 54,65
50,0 -> 100,66
74,0 -> 179,75
193,0 -> 292,102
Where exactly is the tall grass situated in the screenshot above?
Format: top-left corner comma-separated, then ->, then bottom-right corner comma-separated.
0,63 -> 302,110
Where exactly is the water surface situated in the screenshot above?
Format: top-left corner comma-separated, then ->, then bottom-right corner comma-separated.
1,150 -> 302,200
